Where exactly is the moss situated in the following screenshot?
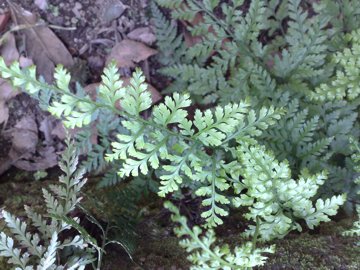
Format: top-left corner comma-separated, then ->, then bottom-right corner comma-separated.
261,220 -> 360,269
0,257 -> 11,270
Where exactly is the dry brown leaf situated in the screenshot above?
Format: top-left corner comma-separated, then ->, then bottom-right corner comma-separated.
13,145 -> 58,171
8,2 -> 74,82
51,121 -> 66,140
127,27 -> 156,45
0,78 -> 18,101
19,56 -> 34,68
99,0 -> 129,24
0,100 -> 9,125
11,115 -> 38,155
0,12 -> 10,32
1,33 -> 20,65
106,39 -> 157,68
34,0 -> 48,11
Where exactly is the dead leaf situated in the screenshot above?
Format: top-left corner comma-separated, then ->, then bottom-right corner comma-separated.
13,145 -> 58,171
99,0 -> 129,24
0,12 -> 10,32
0,78 -> 19,101
106,39 -> 157,68
19,56 -> 34,68
11,115 -> 38,154
34,0 -> 48,11
39,116 -> 53,143
127,27 -> 156,45
0,100 -> 9,125
1,33 -> 19,65
51,121 -> 66,140
8,2 -> 74,82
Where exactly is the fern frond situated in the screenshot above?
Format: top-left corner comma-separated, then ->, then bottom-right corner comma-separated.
0,140 -> 97,269
165,201 -> 275,270
312,29 -> 360,101
151,2 -> 186,66
235,143 -> 345,240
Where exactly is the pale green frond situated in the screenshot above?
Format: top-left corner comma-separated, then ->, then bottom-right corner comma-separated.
165,201 -> 274,270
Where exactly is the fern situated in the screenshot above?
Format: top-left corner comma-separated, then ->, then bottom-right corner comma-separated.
0,46 -> 348,268
234,143 -> 346,240
165,201 -> 275,270
262,98 -> 333,174
311,29 -> 360,101
0,140 -> 96,269
151,2 -> 186,66
154,0 -> 360,204
343,137 -> 360,239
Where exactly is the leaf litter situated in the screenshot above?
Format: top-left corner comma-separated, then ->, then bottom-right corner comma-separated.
8,1 -> 74,82
0,0 -> 160,176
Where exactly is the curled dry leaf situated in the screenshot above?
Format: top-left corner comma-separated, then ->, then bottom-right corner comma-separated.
106,39 -> 157,68
0,100 -> 9,125
0,33 -> 21,126
8,1 -> 74,82
0,12 -> 10,32
1,33 -> 19,65
127,27 -> 156,45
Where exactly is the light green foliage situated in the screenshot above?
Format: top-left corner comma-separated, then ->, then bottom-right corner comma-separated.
312,29 -> 360,101
343,137 -> 360,239
0,53 -> 347,268
0,141 -> 96,269
153,0 -> 360,199
234,143 -> 346,240
0,57 -> 277,228
165,201 -> 275,270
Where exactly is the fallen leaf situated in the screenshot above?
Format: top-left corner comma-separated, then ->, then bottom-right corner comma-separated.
8,2 -> 74,82
13,145 -> 58,171
34,0 -> 48,11
127,27 -> 156,45
18,56 -> 34,68
11,115 -> 38,155
99,0 -> 129,24
0,12 -> 10,32
0,78 -> 18,101
51,121 -> 66,140
0,100 -> 9,125
106,39 -> 157,68
1,33 -> 19,65
39,116 -> 53,143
